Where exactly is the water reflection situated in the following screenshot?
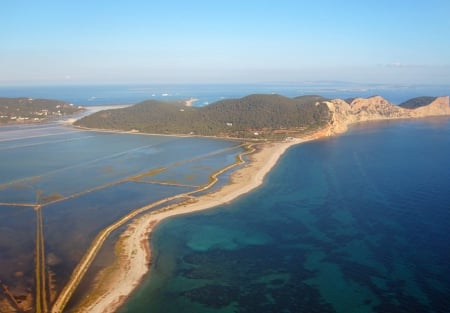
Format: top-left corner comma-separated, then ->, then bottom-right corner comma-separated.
0,123 -> 242,312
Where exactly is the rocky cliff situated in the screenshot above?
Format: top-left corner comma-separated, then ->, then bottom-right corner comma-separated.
411,96 -> 450,117
325,96 -> 450,135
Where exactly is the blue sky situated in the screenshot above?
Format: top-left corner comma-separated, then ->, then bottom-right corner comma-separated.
1,0 -> 450,85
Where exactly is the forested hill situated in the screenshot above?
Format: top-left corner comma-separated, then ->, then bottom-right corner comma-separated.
399,96 -> 438,109
74,94 -> 331,139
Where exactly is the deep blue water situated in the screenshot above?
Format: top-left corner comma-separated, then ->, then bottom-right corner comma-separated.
1,83 -> 449,106
119,118 -> 450,313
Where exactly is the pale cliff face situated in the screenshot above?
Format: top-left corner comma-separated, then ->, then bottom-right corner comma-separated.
349,96 -> 408,119
325,96 -> 450,135
324,99 -> 350,135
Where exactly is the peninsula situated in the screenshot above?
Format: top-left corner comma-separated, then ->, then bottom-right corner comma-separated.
67,93 -> 450,313
74,94 -> 331,139
74,94 -> 450,139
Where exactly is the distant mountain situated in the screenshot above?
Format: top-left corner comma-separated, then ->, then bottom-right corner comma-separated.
399,96 -> 437,109
0,97 -> 83,124
74,94 -> 331,139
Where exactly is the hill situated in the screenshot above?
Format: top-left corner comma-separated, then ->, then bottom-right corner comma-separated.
74,94 -> 331,139
294,95 -> 329,105
75,93 -> 450,140
325,95 -> 450,135
399,96 -> 437,109
0,97 -> 83,124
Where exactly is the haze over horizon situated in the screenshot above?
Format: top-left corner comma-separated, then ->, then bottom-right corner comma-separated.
1,0 -> 450,86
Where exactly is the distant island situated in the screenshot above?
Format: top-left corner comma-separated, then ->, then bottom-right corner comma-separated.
0,97 -> 84,124
74,94 -> 450,139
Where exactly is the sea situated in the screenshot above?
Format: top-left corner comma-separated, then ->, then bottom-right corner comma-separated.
1,82 -> 450,106
115,117 -> 450,313
1,83 -> 450,313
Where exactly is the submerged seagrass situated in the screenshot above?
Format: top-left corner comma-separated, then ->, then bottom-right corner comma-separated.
120,118 -> 450,313
1,92 -> 450,313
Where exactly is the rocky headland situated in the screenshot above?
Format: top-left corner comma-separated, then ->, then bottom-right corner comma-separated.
325,95 -> 450,135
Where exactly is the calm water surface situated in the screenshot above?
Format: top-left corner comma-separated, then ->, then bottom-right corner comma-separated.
120,118 -> 450,313
1,84 -> 449,106
0,123 -> 242,312
2,85 -> 450,312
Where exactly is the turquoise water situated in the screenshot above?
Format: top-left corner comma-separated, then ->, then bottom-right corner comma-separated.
119,118 -> 450,313
2,85 -> 450,312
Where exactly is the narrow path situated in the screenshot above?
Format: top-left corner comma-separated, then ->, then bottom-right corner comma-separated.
0,202 -> 35,207
50,195 -> 188,313
35,205 -> 48,313
51,143 -> 251,313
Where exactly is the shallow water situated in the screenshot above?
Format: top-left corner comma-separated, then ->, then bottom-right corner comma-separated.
0,123 -> 242,312
120,118 -> 450,313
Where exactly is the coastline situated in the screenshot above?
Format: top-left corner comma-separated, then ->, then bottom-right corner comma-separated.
61,95 -> 450,313
73,127 -> 330,313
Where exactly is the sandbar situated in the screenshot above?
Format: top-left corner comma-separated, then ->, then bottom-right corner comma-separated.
71,127 -> 329,313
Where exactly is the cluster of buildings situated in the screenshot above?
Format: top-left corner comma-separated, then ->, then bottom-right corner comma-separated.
0,98 -> 83,124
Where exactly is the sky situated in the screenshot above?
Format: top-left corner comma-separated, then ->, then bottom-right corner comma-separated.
1,0 -> 450,85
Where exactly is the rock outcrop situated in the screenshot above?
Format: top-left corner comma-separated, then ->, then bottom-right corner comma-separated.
325,96 -> 450,135
411,96 -> 450,117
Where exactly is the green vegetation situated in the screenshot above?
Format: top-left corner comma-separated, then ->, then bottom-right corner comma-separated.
294,95 -> 329,105
74,94 -> 331,139
399,96 -> 437,109
0,97 -> 83,124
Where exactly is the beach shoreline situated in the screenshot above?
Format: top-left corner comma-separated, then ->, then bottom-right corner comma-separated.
63,106 -> 450,313
71,127 -> 330,313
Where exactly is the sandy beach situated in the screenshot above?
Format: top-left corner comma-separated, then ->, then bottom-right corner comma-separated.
184,98 -> 199,107
71,128 -> 329,313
